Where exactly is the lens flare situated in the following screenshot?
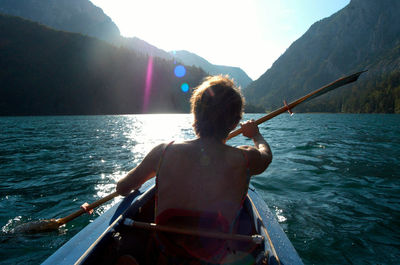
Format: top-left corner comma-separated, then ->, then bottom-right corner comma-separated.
181,83 -> 189,93
174,65 -> 186,78
143,56 -> 153,113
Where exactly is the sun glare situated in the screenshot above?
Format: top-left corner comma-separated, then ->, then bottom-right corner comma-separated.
140,114 -> 192,141
122,114 -> 193,160
90,0 -> 350,80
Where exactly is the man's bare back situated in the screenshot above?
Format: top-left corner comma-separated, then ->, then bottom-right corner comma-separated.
156,138 -> 250,223
117,76 -> 271,227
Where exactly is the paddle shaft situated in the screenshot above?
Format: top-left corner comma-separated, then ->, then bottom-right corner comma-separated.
227,71 -> 365,140
57,192 -> 119,225
57,72 -> 363,226
25,72 -> 364,232
124,218 -> 264,244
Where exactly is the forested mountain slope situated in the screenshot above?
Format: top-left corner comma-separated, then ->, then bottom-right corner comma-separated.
0,15 -> 205,115
0,0 -> 120,43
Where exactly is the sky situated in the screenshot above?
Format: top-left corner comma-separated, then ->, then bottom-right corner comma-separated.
90,0 -> 350,80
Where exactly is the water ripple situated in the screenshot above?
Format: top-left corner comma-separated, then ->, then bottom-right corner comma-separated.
1,114 -> 399,264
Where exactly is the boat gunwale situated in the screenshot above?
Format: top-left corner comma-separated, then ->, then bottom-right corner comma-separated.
42,180 -> 303,265
41,180 -> 156,265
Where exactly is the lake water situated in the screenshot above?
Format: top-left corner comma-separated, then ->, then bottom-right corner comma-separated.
0,114 -> 399,264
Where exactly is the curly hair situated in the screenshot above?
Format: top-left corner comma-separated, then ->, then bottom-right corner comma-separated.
190,75 -> 245,140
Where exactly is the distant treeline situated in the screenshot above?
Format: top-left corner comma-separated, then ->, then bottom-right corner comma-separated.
0,14 -> 206,115
296,70 -> 400,113
343,71 -> 400,113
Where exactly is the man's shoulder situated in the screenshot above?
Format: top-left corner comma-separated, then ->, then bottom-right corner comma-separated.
236,145 -> 259,155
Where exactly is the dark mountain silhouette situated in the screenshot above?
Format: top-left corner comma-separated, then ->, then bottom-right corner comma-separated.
0,0 -> 121,43
245,0 -> 400,113
0,0 -> 251,88
171,50 -> 253,89
0,14 -> 206,115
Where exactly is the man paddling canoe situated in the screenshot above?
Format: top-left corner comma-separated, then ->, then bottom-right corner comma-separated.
116,75 -> 272,263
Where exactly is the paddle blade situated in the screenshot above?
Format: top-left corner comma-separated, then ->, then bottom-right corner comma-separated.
304,70 -> 367,103
13,218 -> 61,233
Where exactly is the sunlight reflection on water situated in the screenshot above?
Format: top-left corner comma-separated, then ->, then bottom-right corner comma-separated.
93,114 -> 195,214
125,114 -> 193,149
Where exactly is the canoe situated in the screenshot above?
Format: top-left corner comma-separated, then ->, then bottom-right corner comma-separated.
42,179 -> 303,265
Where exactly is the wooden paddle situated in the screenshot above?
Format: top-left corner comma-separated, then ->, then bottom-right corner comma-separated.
227,70 -> 366,140
15,71 -> 364,233
123,218 -> 264,244
14,192 -> 119,233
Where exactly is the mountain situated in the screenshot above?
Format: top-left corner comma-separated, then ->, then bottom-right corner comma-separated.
0,0 -> 174,58
172,50 -> 253,89
0,14 -> 206,115
245,0 -> 400,113
0,0 -> 120,43
120,36 -> 173,60
0,0 -> 251,89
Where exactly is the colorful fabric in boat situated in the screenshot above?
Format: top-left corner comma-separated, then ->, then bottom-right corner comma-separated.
152,208 -> 230,264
